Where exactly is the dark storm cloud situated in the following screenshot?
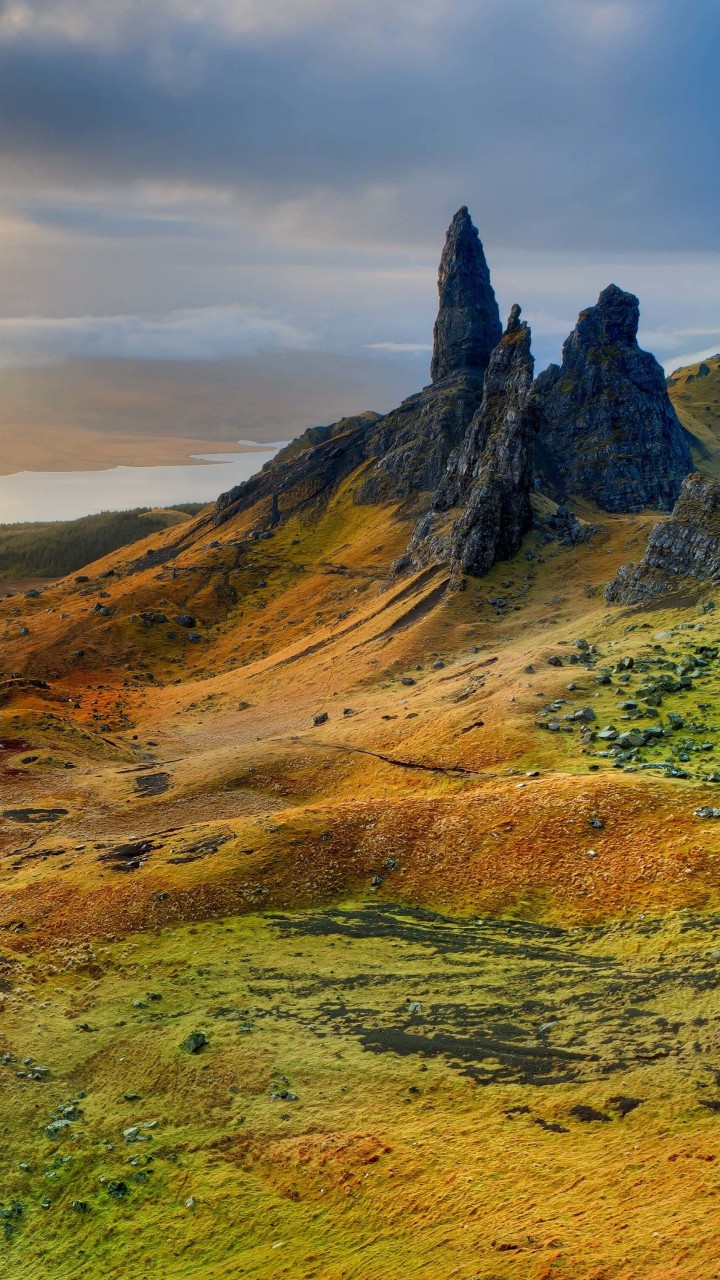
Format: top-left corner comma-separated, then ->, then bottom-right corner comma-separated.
0,1 -> 718,377
0,0 -> 717,252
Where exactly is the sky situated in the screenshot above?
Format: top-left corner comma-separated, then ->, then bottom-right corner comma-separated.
0,0 -> 719,439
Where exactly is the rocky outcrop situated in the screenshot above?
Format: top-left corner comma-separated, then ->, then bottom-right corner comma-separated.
430,207 -> 502,384
216,207 -> 498,524
607,472 -> 720,604
534,284 -> 692,513
214,411 -> 379,527
353,372 -> 484,504
399,305 -> 539,576
355,207 -> 502,503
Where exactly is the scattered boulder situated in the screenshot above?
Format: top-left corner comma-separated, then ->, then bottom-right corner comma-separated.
180,1030 -> 208,1054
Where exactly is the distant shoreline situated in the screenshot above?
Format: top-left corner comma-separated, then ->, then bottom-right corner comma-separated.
0,433 -> 277,478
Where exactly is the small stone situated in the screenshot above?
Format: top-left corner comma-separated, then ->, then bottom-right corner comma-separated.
180,1030 -> 208,1054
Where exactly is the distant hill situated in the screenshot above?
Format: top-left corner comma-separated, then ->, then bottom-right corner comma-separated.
0,503 -> 204,579
667,352 -> 720,475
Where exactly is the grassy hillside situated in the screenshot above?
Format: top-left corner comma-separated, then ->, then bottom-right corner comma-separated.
667,352 -> 720,474
4,465 -> 720,1277
0,504 -> 204,579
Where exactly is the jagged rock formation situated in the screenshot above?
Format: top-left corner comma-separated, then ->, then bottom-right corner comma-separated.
534,284 -> 692,513
216,207 -> 500,524
215,411 -> 379,527
354,206 -> 502,503
607,472 -> 720,604
353,373 -> 484,504
430,207 -> 502,385
398,305 -> 539,576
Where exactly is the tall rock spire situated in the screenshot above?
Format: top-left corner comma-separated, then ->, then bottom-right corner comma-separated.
430,207 -> 502,385
397,305 -> 539,578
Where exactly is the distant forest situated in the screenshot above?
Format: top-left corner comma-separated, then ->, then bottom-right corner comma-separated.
0,504 -> 205,579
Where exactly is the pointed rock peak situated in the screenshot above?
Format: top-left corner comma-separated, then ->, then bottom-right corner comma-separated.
430,207 -> 502,385
479,304 -> 533,402
574,283 -> 640,348
505,302 -> 523,334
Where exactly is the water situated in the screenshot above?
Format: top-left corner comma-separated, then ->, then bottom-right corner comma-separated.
0,444 -> 283,523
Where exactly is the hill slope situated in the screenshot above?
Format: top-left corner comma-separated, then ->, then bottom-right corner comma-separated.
1,213 -> 720,1280
0,504 -> 204,580
668,351 -> 720,473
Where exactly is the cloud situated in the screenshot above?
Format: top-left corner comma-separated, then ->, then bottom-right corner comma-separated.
0,0 -> 466,50
365,342 -> 432,355
0,304 -> 312,366
0,0 -> 715,391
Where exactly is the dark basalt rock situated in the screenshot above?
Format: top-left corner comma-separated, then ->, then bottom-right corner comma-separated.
214,411 -> 379,527
607,471 -> 720,604
215,208 -> 497,523
447,306 -> 539,575
430,207 -> 501,384
537,504 -> 597,547
535,284 -> 692,513
399,306 -> 539,577
353,372 -> 485,504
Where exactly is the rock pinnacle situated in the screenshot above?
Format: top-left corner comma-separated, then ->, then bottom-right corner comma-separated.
430,207 -> 502,385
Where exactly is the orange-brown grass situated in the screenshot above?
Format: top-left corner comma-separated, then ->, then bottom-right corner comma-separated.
3,482 -> 720,1278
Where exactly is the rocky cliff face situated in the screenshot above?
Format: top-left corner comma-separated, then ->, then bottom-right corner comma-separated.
606,471 -> 720,604
214,231 -> 694,553
216,207 -> 500,524
214,411 -> 378,527
399,305 -> 538,576
534,284 -> 692,513
430,207 -> 502,385
356,206 -> 502,503
353,372 -> 484,504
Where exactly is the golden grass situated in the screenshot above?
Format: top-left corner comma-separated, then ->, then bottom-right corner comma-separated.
2,476 -> 720,1276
